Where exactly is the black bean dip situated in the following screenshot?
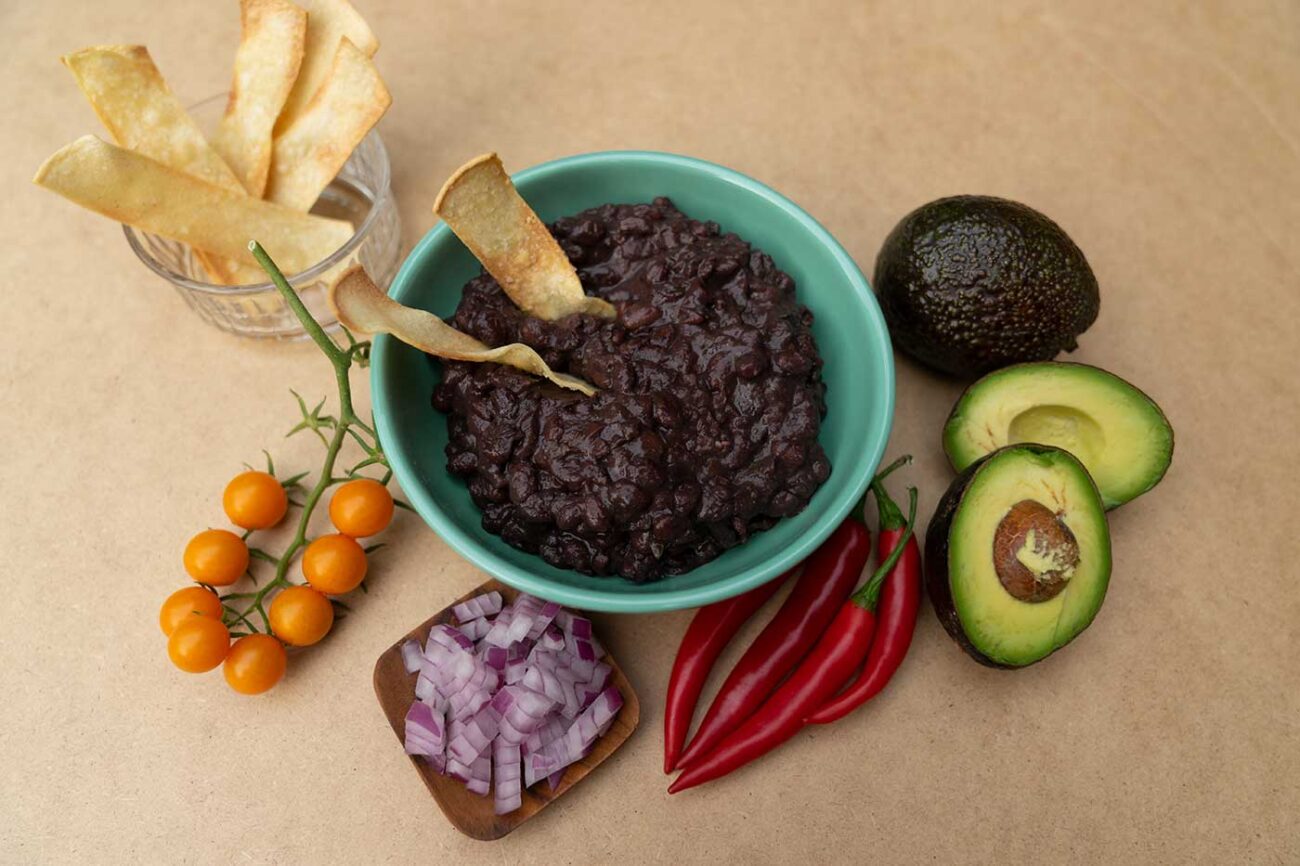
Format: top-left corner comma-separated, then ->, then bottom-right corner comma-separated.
431,198 -> 830,582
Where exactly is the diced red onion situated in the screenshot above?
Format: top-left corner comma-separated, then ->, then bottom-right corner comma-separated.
447,702 -> 501,765
492,684 -> 558,735
505,612 -> 533,645
590,686 -> 623,727
480,606 -> 515,647
539,624 -> 565,651
404,701 -> 446,775
561,612 -> 593,640
567,655 -> 599,682
493,740 -> 522,814
579,663 -> 613,710
453,591 -> 503,623
402,593 -> 622,814
446,756 -> 472,783
504,642 -> 530,685
414,673 -> 436,704
460,617 -> 490,641
481,645 -> 508,671
525,686 -> 623,784
564,630 -> 604,662
527,601 -> 561,640
522,714 -> 567,756
400,639 -> 422,674
404,702 -> 443,751
427,623 -> 474,653
448,686 -> 491,721
466,754 -> 491,796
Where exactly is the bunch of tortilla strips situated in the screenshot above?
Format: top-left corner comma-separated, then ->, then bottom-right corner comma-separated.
328,153 -> 621,395
33,0 -> 390,286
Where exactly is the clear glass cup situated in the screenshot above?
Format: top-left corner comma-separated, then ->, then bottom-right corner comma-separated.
123,94 -> 401,339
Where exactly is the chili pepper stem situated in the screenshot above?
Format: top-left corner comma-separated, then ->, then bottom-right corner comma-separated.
853,454 -> 912,524
850,485 -> 918,611
872,468 -> 909,532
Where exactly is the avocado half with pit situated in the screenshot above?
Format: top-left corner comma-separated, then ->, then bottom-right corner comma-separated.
926,444 -> 1111,668
944,362 -> 1173,509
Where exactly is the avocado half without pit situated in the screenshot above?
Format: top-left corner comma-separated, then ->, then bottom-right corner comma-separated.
926,444 -> 1111,668
943,362 -> 1174,509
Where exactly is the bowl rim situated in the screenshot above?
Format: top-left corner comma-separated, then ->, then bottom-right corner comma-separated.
373,149 -> 894,612
123,93 -> 393,296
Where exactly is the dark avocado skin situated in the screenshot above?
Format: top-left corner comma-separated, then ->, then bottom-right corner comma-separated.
875,196 -> 1100,379
924,453 -> 1012,669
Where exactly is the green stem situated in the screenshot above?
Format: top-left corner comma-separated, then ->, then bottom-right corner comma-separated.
220,244 -> 388,633
248,547 -> 280,565
872,471 -> 909,533
850,485 -> 918,611
249,242 -> 347,369
852,454 -> 912,525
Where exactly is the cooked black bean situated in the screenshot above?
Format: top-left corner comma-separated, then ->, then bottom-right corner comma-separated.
430,198 -> 830,582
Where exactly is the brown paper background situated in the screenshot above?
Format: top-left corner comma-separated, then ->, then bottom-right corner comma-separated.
2,1 -> 1297,862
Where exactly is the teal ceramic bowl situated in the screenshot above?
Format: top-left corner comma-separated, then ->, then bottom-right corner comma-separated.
372,151 -> 893,613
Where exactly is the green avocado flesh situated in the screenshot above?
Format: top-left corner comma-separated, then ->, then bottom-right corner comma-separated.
943,362 -> 1174,509
926,444 -> 1111,668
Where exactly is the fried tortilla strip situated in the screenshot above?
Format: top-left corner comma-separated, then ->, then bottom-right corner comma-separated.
34,136 -> 354,276
213,0 -> 307,197
265,38 -> 390,211
63,45 -> 244,191
329,265 -> 597,396
433,154 -> 616,321
275,0 -> 378,134
61,44 -> 258,285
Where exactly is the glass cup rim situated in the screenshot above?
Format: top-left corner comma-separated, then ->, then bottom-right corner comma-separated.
123,94 -> 393,296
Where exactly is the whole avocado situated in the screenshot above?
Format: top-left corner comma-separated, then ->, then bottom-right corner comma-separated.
874,196 -> 1100,378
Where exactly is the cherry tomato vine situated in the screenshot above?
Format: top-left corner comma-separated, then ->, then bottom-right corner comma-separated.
161,242 -> 408,694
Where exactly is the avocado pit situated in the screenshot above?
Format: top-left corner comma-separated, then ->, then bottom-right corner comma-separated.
992,499 -> 1079,603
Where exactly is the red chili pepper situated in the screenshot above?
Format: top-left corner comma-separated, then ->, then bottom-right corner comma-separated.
663,570 -> 791,773
673,507 -> 879,768
668,482 -> 918,793
675,456 -> 913,771
805,472 -> 922,725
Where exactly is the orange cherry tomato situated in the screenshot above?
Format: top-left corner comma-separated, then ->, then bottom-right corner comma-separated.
328,478 -> 394,538
159,586 -> 225,636
302,533 -> 368,595
269,585 -> 335,646
223,634 -> 287,695
168,616 -> 231,673
223,470 -> 289,530
183,529 -> 249,586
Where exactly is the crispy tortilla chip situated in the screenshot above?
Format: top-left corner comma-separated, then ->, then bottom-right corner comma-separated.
329,266 -> 597,396
213,0 -> 307,197
61,44 -> 258,285
275,0 -> 378,134
34,136 -> 354,276
265,38 -> 390,211
63,45 -> 244,192
433,154 -> 616,321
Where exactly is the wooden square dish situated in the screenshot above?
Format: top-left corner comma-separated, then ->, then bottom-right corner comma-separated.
373,578 -> 641,841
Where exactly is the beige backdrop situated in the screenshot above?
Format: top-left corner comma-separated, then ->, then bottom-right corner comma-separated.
3,1 -> 1297,863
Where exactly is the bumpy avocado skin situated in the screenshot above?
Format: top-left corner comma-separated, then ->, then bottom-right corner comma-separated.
875,196 -> 1100,378
924,456 -> 1010,669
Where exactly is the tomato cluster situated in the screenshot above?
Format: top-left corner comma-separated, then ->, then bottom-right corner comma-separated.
162,472 -> 395,695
